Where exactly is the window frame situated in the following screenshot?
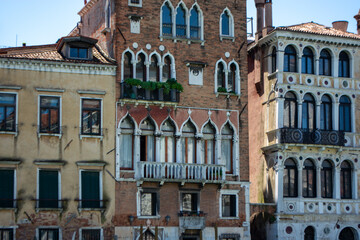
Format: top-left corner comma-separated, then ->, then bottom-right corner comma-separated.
302,159 -> 316,198
283,159 -> 298,198
301,47 -> 314,74
181,121 -> 197,164
219,190 -> 239,219
80,97 -> 103,138
189,5 -> 201,40
80,228 -> 103,240
69,47 -> 89,60
284,45 -> 297,73
119,116 -> 135,170
0,168 -> 16,209
302,94 -> 316,130
340,161 -> 352,199
339,51 -> 350,78
123,51 -> 134,81
319,49 -> 332,76
79,170 -> 103,209
37,227 -> 61,240
283,92 -> 298,129
175,4 -> 187,38
220,8 -> 234,38
38,95 -> 61,135
161,1 -> 174,37
160,119 -> 176,163
140,118 -> 156,162
0,92 -> 17,133
0,228 -> 15,240
137,188 -> 159,218
321,160 -> 333,198
221,124 -> 234,174
136,52 -> 147,82
128,0 -> 142,7
320,95 -> 332,131
180,191 -> 200,214
37,169 -> 61,209
271,47 -> 277,73
339,95 -> 351,132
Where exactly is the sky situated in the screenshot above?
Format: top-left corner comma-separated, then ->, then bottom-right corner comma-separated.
0,0 -> 359,48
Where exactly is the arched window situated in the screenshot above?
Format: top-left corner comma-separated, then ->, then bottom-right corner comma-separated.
221,123 -> 234,174
319,49 -> 331,76
283,159 -> 298,197
176,5 -> 186,37
162,56 -> 171,81
160,119 -> 176,163
227,63 -> 236,93
136,53 -> 146,81
221,10 -> 230,36
149,55 -> 159,82
301,47 -> 314,74
190,6 -> 200,39
120,116 -> 134,169
339,227 -> 355,240
271,47 -> 277,73
321,160 -> 333,198
339,96 -> 351,132
140,118 -> 155,162
162,2 -> 173,36
302,94 -> 316,130
320,95 -> 332,130
284,46 -> 297,72
340,161 -> 352,199
217,62 -> 226,89
202,122 -> 216,164
339,51 -> 350,78
304,226 -> 315,240
181,121 -> 196,164
124,52 -> 133,80
302,159 -> 316,198
284,92 -> 298,128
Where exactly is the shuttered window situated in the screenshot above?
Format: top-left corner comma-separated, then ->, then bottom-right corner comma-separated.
0,170 -> 14,208
81,171 -> 100,208
39,170 -> 59,208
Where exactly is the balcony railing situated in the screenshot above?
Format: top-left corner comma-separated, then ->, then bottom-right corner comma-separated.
0,199 -> 20,209
75,199 -> 107,210
280,128 -> 345,146
137,161 -> 225,183
32,199 -> 67,209
120,82 -> 180,102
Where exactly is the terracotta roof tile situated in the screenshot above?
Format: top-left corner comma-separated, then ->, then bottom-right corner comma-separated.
276,22 -> 360,40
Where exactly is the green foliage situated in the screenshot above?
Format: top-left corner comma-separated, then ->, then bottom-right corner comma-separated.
156,82 -> 171,94
125,78 -> 142,86
141,81 -> 157,90
217,87 -> 227,93
166,78 -> 183,92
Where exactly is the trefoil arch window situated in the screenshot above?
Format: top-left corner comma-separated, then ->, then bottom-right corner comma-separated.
123,51 -> 134,80
176,4 -> 187,37
319,49 -> 332,76
120,116 -> 135,169
321,160 -> 333,198
181,120 -> 197,164
301,47 -> 314,74
284,45 -> 297,72
161,2 -> 173,36
221,123 -> 234,174
220,9 -> 233,37
320,94 -> 332,130
160,119 -> 176,163
283,92 -> 298,128
302,159 -> 316,198
339,95 -> 351,132
149,55 -> 160,82
136,53 -> 147,81
202,122 -> 216,165
140,118 -> 156,162
283,158 -> 298,197
190,6 -> 200,39
340,161 -> 352,199
228,63 -> 236,93
339,51 -> 350,78
302,94 -> 316,130
217,61 -> 226,89
162,55 -> 172,80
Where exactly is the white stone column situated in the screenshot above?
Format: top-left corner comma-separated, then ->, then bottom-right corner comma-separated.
298,57 -> 302,84
176,136 -> 182,163
353,170 -> 358,199
155,132 -> 161,162
134,132 -> 141,178
351,101 -> 356,133
131,60 -> 137,78
277,98 -> 285,129
334,102 -> 339,131
316,166 -> 321,199
277,50 -> 285,84
297,101 -> 303,129
196,137 -> 202,164
216,134 -> 222,165
275,167 -> 284,213
316,103 -> 321,129
298,165 -> 303,198
145,62 -> 150,81
333,56 -> 339,77
335,168 -> 341,199
314,59 -> 319,75
159,63 -> 164,82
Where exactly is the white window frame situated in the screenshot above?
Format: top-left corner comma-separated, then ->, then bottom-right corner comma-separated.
160,0 -> 175,38
188,3 -> 204,41
219,8 -> 235,40
0,91 -> 18,135
37,94 -> 62,138
214,59 -> 240,95
79,170 -> 103,209
137,188 -> 160,218
162,52 -> 176,80
36,169 -> 61,209
219,190 -> 239,219
175,1 -> 189,39
128,0 -> 142,7
0,227 -> 16,240
36,227 -> 62,240
79,97 -> 104,140
80,227 -> 104,240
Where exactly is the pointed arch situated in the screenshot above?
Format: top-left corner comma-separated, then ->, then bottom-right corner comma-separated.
160,116 -> 179,133
135,50 -> 148,81
180,117 -> 199,134
149,51 -> 161,82
175,1 -> 188,38
189,3 -> 204,40
215,58 -> 227,92
162,52 -> 176,81
180,117 -> 198,164
160,117 -> 177,163
121,48 -> 135,82
160,0 -> 175,37
201,120 -> 217,165
228,60 -> 240,94
139,115 -> 159,132
219,7 -> 234,37
118,114 -> 137,170
221,120 -> 235,174
139,116 -> 157,162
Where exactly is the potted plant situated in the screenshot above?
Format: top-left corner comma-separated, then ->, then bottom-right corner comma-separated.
217,87 -> 227,93
124,78 -> 142,99
156,82 -> 170,101
141,81 -> 157,99
166,78 -> 183,102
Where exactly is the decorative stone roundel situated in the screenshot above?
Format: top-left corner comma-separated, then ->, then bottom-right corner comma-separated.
146,44 -> 151,50
342,80 -> 349,88
306,202 -> 316,213
323,227 -> 330,235
286,226 -> 293,234
287,202 -> 296,212
310,130 -> 321,144
322,78 -> 331,87
327,131 -> 340,145
305,76 -> 314,86
225,52 -> 230,58
290,129 -> 303,143
325,203 -> 335,213
344,204 -> 352,213
287,75 -> 296,84
159,45 -> 165,51
133,42 -> 138,49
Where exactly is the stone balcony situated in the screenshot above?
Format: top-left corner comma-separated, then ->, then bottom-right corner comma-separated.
136,161 -> 225,184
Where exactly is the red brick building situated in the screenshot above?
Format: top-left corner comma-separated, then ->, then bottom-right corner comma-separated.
79,0 -> 250,238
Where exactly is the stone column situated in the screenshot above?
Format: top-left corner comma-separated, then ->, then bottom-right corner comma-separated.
334,101 -> 339,131
316,102 -> 321,129
297,101 -> 303,129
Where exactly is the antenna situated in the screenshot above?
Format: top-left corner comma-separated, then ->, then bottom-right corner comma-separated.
16,34 -> 18,47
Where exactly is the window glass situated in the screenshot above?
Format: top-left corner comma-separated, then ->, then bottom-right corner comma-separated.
39,229 -> 59,240
136,53 -> 146,81
320,95 -> 332,130
221,123 -> 233,173
160,119 -> 176,163
321,160 -> 333,198
39,170 -> 59,208
221,11 -> 230,35
81,171 -> 100,208
339,96 -> 351,132
339,51 -> 350,78
162,3 -> 172,36
302,94 -> 316,130
340,161 -> 352,199
271,47 -> 277,73
141,192 -> 157,216
284,46 -> 297,72
40,96 -> 60,134
149,56 -> 159,82
182,193 -> 198,212
301,47 -> 314,74
319,49 -> 331,76
176,6 -> 186,37
82,99 -> 101,135
70,47 -> 88,59
190,7 -> 200,39
222,194 -> 236,217
0,93 -> 16,131
304,226 -> 315,240
82,229 -> 101,240
202,122 -> 215,164
124,52 -> 133,80
283,92 -> 297,128
302,160 -> 316,198
0,170 -> 14,208
120,116 -> 134,169
283,159 -> 298,197
228,63 -> 236,93
140,118 -> 155,162
0,229 -> 14,240
162,56 -> 171,80
217,62 -> 226,89
181,121 -> 196,164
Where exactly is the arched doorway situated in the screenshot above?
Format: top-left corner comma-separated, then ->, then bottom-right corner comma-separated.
143,229 -> 155,240
304,226 -> 315,240
339,227 -> 356,240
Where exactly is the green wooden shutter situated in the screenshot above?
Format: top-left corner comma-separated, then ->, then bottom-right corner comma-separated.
0,170 -> 14,208
81,171 -> 100,208
39,170 -> 59,208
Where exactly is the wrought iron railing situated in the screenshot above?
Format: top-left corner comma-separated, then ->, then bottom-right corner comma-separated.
0,198 -> 20,208
120,83 -> 180,102
75,199 -> 107,209
280,128 -> 345,146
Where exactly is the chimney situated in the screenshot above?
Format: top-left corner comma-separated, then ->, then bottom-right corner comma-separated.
332,21 -> 349,32
84,0 -> 87,4
355,9 -> 360,34
254,0 -> 265,40
22,43 -> 26,47
264,0 -> 273,34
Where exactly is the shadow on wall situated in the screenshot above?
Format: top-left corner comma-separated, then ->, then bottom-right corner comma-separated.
250,212 -> 274,240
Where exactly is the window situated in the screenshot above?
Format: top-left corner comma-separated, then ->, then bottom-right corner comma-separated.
339,51 -> 350,78
283,159 -> 298,197
0,169 -> 15,208
221,194 -> 237,217
81,229 -> 101,240
0,229 -> 14,240
228,63 -> 236,93
202,122 -> 215,164
124,52 -> 133,80
70,47 -> 88,59
220,10 -> 232,36
162,2 -> 173,36
38,228 -> 59,240
339,96 -> 351,132
301,47 -> 314,74
80,171 -> 101,208
271,47 -> 277,73
319,49 -> 331,76
38,170 -> 59,208
160,119 -> 176,163
302,94 -> 316,130
176,5 -> 186,37
120,116 -> 135,169
136,53 -> 146,81
320,95 -> 332,130
140,191 -> 158,216
283,92 -> 298,128
302,160 -> 316,198
149,55 -> 160,82
304,226 -> 315,240
190,6 -> 200,39
39,96 -> 60,134
129,0 -> 141,7
181,121 -> 197,164
0,93 -> 16,132
321,160 -> 333,198
181,192 -> 199,213
284,46 -> 297,72
221,123 -> 234,174
162,56 -> 172,80
217,62 -> 226,89
339,227 -> 355,240
81,99 -> 101,136
340,161 -> 352,199
140,118 -> 155,162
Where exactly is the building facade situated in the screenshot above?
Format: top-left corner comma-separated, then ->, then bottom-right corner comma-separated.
78,0 -> 250,239
0,36 -> 117,239
248,2 -> 360,240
